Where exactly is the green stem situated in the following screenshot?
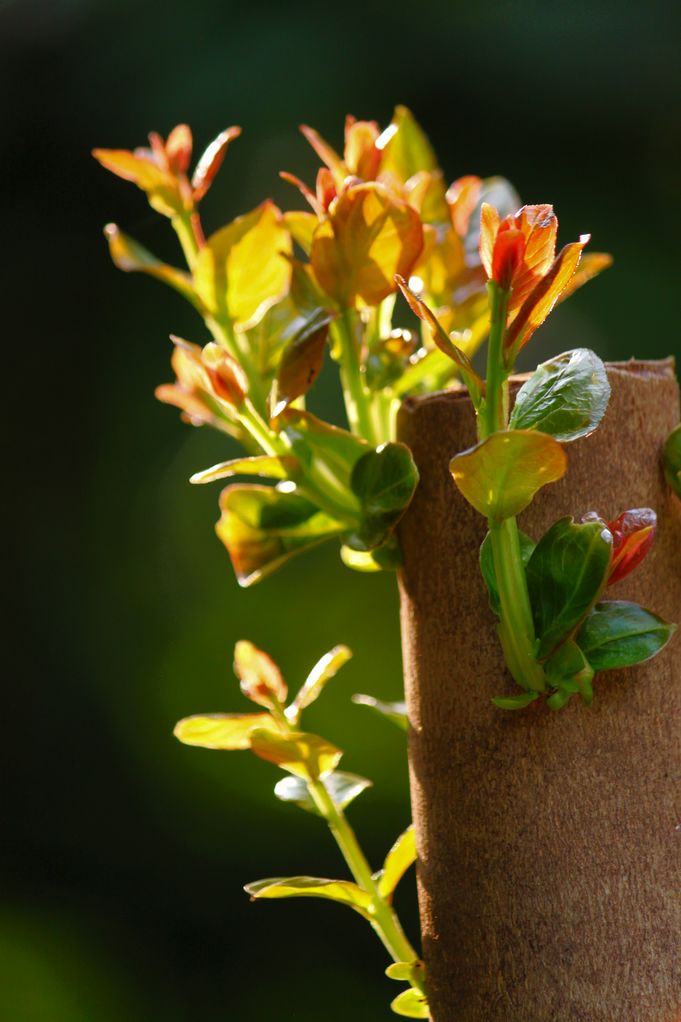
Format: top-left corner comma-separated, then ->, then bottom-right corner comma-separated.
172,212 -> 200,271
332,311 -> 382,445
482,282 -> 508,439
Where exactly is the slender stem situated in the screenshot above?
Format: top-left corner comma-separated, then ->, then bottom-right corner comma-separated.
481,282 -> 509,440
332,311 -> 382,445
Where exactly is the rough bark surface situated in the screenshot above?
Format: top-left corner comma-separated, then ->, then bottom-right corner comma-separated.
397,360 -> 681,1022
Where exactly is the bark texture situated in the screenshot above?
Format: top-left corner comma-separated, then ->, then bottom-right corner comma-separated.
397,360 -> 681,1022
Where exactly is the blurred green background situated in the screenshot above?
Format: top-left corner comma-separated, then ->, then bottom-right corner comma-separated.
4,0 -> 680,1019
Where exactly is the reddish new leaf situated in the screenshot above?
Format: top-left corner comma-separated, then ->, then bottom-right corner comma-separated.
607,508 -> 657,585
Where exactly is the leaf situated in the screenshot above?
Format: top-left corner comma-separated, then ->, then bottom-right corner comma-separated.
450,430 -> 567,523
173,712 -> 278,750
92,148 -> 183,217
103,224 -> 199,307
276,408 -> 368,489
347,442 -> 419,550
544,639 -> 595,705
283,211 -> 318,255
351,694 -> 408,730
190,455 -> 300,485
289,645 -> 353,716
274,770 -> 372,814
378,826 -> 416,900
244,876 -> 371,919
577,601 -> 676,671
234,640 -> 287,708
386,963 -> 414,982
491,691 -> 540,710
378,105 -> 439,182
663,424 -> 681,498
215,484 -> 345,587
311,182 -> 423,307
509,348 -> 611,442
193,201 -> 292,330
607,508 -> 656,585
340,537 -> 403,573
249,728 -> 342,780
480,529 -> 535,616
526,517 -> 613,660
390,988 -> 430,1019
557,251 -> 613,302
270,311 -> 331,416
191,126 -> 241,202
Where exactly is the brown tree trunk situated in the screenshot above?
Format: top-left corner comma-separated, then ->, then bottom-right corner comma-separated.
397,360 -> 681,1022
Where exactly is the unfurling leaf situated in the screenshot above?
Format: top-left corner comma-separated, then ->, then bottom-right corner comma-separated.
347,442 -> 419,551
215,484 -> 344,587
244,876 -> 371,919
390,987 -> 430,1019
377,826 -> 416,900
663,424 -> 681,498
288,645 -> 353,717
190,455 -> 301,485
577,601 -> 676,670
233,640 -> 287,708
526,516 -> 613,660
480,203 -> 557,307
191,126 -> 241,202
606,508 -> 656,585
311,182 -> 423,307
450,430 -> 566,523
509,348 -> 611,442
103,224 -> 199,307
173,712 -> 278,750
270,311 -> 331,416
480,529 -> 535,616
351,694 -> 408,730
249,728 -> 342,780
193,201 -> 292,330
274,771 -> 372,814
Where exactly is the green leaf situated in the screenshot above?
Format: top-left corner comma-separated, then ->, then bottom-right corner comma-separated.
270,311 -> 331,417
351,694 -> 408,730
249,728 -> 342,780
216,484 -> 345,587
510,348 -> 611,442
450,430 -> 567,523
341,536 -> 403,573
491,691 -> 540,710
190,455 -> 301,485
277,408 -> 368,492
103,224 -> 200,308
173,713 -> 278,750
664,424 -> 681,498
390,988 -> 430,1019
274,770 -> 372,814
480,529 -> 535,616
288,645 -> 353,717
244,876 -> 371,919
348,442 -> 419,550
377,826 -> 416,900
577,601 -> 677,671
526,517 -> 613,660
545,639 -> 595,706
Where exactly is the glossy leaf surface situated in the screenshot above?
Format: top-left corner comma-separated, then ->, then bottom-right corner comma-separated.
274,770 -> 372,814
607,508 -> 656,585
348,442 -> 419,550
509,348 -> 610,442
450,430 -> 566,523
378,826 -> 416,900
249,728 -> 342,780
577,601 -> 676,670
191,126 -> 241,201
390,988 -> 430,1019
173,712 -> 277,750
351,694 -> 408,730
244,876 -> 371,919
190,455 -> 300,485
526,517 -> 613,659
289,645 -> 353,716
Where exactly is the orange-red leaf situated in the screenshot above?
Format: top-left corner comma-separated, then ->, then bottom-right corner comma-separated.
192,126 -> 241,202
165,124 -> 193,174
270,313 -> 330,416
607,508 -> 656,585
558,251 -> 613,303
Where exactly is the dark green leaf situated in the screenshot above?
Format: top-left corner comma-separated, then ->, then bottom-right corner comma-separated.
274,771 -> 372,815
664,424 -> 681,498
577,601 -> 676,671
347,442 -> 419,550
509,348 -> 610,442
352,694 -> 408,730
480,529 -> 535,616
526,516 -> 613,659
244,876 -> 371,919
544,639 -> 595,705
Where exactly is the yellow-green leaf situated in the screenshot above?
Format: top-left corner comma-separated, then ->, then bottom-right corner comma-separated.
249,728 -> 342,780
193,201 -> 292,330
450,429 -> 567,522
244,876 -> 371,919
390,988 -> 430,1018
288,645 -> 353,718
378,825 -> 417,900
190,455 -> 300,485
92,148 -> 183,217
103,224 -> 199,307
173,712 -> 277,750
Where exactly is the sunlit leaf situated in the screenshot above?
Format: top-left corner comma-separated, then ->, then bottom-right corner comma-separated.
244,876 -> 371,919
276,408 -> 367,490
351,694 -> 407,730
103,224 -> 199,307
270,311 -> 331,416
165,123 -> 192,174
340,537 -> 403,572
390,988 -> 430,1019
509,348 -> 611,442
526,516 -> 613,660
234,640 -> 287,708
607,508 -> 656,585
577,601 -> 676,671
216,484 -> 345,587
274,770 -> 372,814
249,728 -> 342,780
311,182 -> 423,307
377,826 -> 416,900
194,201 -> 292,330
92,147 -> 183,217
663,424 -> 681,498
173,712 -> 277,750
344,116 -> 381,179
191,126 -> 241,202
190,455 -> 301,485
465,177 -> 520,264
283,211 -> 318,255
557,252 -> 612,302
300,124 -> 346,180
289,645 -> 353,716
347,442 -> 419,550
450,430 -> 567,523
386,962 -> 425,983
378,105 -> 439,182
479,529 -> 535,616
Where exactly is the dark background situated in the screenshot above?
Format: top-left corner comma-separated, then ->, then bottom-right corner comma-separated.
4,1 -> 680,1019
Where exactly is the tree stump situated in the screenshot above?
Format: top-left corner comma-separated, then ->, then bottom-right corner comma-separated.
397,360 -> 681,1022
